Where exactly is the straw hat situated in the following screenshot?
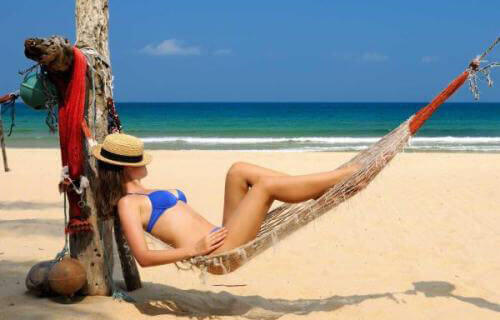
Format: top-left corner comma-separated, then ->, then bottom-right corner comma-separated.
91,133 -> 152,167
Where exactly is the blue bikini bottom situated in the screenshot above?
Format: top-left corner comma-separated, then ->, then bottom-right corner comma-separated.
210,226 -> 222,233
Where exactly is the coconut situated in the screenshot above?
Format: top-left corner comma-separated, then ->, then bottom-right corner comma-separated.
48,257 -> 86,296
25,260 -> 58,296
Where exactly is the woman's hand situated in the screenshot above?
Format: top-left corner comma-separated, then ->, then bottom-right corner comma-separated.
191,227 -> 228,257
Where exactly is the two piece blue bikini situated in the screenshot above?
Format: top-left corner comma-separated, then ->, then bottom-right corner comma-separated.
127,189 -> 187,233
127,189 -> 221,234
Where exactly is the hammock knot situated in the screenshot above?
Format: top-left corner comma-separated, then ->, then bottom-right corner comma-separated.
469,58 -> 480,72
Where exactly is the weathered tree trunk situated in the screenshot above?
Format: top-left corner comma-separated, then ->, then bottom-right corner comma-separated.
70,0 -> 114,296
73,0 -> 141,295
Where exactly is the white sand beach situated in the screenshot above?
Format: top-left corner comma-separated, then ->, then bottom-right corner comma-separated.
1,149 -> 499,319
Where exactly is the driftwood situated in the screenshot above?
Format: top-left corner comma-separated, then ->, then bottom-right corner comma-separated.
24,36 -> 74,73
0,93 -> 14,172
23,0 -> 141,295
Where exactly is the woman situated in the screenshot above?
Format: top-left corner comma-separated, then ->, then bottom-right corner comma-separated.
92,133 -> 360,269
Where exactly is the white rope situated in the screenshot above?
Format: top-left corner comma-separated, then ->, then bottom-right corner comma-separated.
53,192 -> 69,261
60,166 -> 89,195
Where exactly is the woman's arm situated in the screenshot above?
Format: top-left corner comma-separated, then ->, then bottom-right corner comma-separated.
117,197 -> 227,267
134,248 -> 193,268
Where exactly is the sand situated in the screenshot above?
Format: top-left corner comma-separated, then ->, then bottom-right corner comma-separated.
1,148 -> 499,319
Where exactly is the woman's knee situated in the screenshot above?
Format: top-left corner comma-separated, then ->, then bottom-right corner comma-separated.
226,161 -> 256,185
254,176 -> 275,200
227,161 -> 248,177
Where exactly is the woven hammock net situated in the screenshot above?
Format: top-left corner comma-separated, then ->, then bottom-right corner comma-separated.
140,38 -> 499,276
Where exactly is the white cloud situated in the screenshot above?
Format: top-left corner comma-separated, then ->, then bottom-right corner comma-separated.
141,39 -> 201,56
360,52 -> 389,62
332,52 -> 356,61
421,56 -> 439,63
213,48 -> 233,56
333,51 -> 389,63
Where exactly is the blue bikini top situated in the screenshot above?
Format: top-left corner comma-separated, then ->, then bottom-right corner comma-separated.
127,189 -> 187,233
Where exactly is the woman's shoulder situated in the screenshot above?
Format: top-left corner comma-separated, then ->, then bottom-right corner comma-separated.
118,194 -> 142,208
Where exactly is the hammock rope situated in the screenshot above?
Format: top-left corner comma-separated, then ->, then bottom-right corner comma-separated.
468,37 -> 500,100
144,38 -> 500,276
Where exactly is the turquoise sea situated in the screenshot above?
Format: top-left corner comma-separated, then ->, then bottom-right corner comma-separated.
3,102 -> 500,152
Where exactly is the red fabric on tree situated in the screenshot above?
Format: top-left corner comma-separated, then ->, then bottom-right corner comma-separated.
59,47 -> 87,178
58,47 -> 91,233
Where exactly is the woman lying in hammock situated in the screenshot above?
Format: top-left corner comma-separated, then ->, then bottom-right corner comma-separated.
92,133 -> 360,269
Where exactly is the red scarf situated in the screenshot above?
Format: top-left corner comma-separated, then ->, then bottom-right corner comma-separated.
58,47 -> 91,234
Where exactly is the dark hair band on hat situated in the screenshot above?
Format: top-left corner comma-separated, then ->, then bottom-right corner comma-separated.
100,148 -> 143,163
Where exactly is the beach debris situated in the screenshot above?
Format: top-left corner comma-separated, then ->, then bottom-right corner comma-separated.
211,284 -> 248,287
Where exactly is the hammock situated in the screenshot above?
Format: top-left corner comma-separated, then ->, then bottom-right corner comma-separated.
146,39 -> 499,275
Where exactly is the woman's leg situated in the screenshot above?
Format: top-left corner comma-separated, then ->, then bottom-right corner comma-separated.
222,161 -> 289,225
212,163 -> 360,254
251,164 -> 360,203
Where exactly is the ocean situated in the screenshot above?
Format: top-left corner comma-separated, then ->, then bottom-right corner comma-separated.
3,102 -> 500,152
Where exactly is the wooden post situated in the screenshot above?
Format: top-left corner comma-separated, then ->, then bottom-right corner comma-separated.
23,0 -> 141,296
0,106 -> 9,172
114,217 -> 142,291
0,94 -> 12,172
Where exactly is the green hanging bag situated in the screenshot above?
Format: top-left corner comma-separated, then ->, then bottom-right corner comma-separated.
20,71 -> 58,110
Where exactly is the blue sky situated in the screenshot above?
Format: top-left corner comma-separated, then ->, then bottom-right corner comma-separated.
2,1 -> 499,102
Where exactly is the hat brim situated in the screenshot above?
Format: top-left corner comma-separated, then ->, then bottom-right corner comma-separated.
91,145 -> 152,167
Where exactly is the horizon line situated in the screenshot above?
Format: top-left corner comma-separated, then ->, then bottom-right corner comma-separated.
111,101 -> 500,104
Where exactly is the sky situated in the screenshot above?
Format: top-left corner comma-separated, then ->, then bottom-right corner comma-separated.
2,1 -> 499,102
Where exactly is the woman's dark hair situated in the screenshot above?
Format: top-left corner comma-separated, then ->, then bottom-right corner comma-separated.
95,160 -> 126,218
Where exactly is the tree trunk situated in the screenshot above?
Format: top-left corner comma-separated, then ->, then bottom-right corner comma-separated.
68,0 -> 114,296
73,0 -> 141,295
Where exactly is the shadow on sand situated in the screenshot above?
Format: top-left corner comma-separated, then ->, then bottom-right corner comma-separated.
0,219 -> 64,237
1,260 -> 498,319
0,201 -> 62,211
129,280 -> 500,319
407,281 -> 500,312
